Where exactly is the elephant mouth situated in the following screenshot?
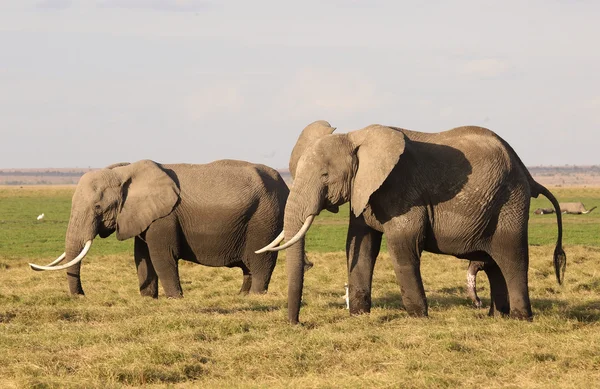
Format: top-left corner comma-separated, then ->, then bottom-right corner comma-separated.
325,204 -> 339,213
98,226 -> 115,238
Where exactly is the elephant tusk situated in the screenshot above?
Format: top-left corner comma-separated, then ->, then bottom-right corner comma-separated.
258,215 -> 315,252
254,231 -> 285,254
44,252 -> 67,267
29,240 -> 93,271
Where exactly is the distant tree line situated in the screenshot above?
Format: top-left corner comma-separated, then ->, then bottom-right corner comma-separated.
0,171 -> 87,177
528,165 -> 600,175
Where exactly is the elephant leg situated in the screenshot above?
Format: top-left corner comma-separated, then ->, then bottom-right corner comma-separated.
144,219 -> 183,298
386,234 -> 427,317
491,249 -> 532,320
239,263 -> 252,295
483,259 -> 510,317
467,259 -> 487,308
248,253 -> 277,294
146,244 -> 183,298
467,253 -> 509,316
134,236 -> 158,298
346,214 -> 383,315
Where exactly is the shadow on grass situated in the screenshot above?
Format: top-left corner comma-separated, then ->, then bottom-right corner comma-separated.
195,304 -> 281,315
561,300 -> 600,322
371,291 -> 475,311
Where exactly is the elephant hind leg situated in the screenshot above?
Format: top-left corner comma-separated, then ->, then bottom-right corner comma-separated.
465,253 -> 511,316
483,260 -> 510,317
489,238 -> 532,320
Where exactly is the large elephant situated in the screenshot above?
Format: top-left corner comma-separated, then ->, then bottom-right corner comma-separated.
30,159 -> 297,297
258,121 -> 566,324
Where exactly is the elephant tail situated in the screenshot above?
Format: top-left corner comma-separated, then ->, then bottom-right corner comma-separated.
533,182 -> 566,285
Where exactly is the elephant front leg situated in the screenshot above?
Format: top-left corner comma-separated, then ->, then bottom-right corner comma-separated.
145,247 -> 183,299
387,235 -> 428,317
238,263 -> 252,294
346,214 -> 383,315
134,237 -> 158,298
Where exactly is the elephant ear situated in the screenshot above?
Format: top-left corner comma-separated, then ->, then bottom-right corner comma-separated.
105,162 -> 130,169
114,160 -> 180,241
289,120 -> 336,180
348,125 -> 406,217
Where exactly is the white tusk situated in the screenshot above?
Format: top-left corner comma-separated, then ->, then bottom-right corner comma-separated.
255,231 -> 285,254
260,215 -> 315,252
44,252 -> 66,267
29,241 -> 92,271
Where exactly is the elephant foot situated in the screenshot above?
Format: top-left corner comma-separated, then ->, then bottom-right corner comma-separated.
488,304 -> 509,318
510,309 -> 533,321
404,304 -> 428,317
349,288 -> 371,315
239,275 -> 252,294
164,288 -> 184,299
140,290 -> 158,299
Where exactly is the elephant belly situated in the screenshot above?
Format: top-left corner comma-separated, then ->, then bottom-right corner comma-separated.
425,214 -> 490,256
181,228 -> 245,267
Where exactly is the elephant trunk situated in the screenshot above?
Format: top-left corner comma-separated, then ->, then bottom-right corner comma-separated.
282,186 -> 322,324
64,213 -> 96,295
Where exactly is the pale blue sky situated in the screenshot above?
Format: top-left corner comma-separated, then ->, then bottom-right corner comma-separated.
1,0 -> 598,168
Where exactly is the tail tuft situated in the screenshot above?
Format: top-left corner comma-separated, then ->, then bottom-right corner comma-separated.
554,246 -> 566,285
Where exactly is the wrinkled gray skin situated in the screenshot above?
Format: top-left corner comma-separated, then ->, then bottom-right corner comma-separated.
281,121 -> 566,324
60,159 -> 293,297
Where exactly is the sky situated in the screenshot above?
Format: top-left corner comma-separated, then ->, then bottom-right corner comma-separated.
0,0 -> 598,169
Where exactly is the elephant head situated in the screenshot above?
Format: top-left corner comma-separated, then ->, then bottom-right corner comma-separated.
30,160 -> 180,295
258,121 -> 406,323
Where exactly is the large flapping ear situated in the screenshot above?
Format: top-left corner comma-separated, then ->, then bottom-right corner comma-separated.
114,160 -> 180,240
289,120 -> 336,179
347,125 -> 406,217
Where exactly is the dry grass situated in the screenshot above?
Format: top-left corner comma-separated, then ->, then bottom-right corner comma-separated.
1,247 -> 600,388
1,186 -> 599,388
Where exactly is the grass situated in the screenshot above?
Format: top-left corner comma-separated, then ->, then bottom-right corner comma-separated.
1,185 -> 600,388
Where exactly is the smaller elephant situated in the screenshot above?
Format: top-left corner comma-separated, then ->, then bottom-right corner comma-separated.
29,159 -> 301,298
560,202 -> 596,214
533,208 -> 555,215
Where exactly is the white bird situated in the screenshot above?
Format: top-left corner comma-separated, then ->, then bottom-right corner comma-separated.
37,213 -> 44,221
343,283 -> 349,310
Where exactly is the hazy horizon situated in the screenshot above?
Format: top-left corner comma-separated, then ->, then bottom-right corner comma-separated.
1,1 -> 599,169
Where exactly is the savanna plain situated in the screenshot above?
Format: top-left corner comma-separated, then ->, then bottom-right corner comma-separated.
1,186 -> 599,388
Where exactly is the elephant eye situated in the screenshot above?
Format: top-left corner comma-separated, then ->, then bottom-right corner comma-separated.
94,204 -> 102,214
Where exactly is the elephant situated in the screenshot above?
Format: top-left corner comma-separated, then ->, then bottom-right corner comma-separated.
559,202 -> 596,214
257,121 -> 566,324
29,159 -> 301,298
